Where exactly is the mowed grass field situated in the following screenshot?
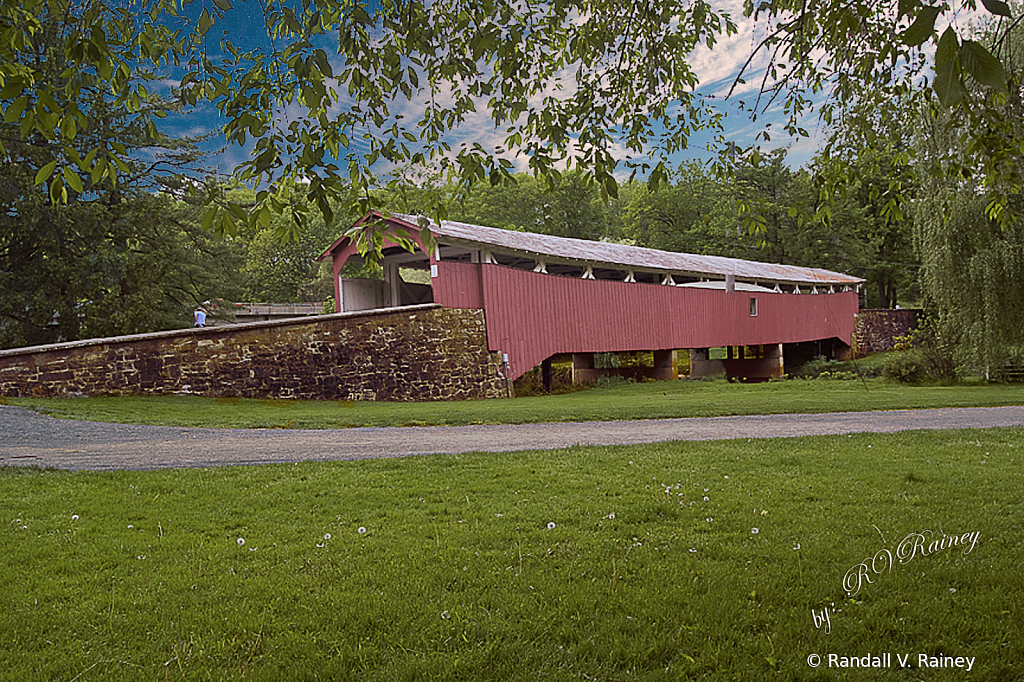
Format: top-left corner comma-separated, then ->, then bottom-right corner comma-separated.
5,377 -> 1024,429
2,426 -> 1022,680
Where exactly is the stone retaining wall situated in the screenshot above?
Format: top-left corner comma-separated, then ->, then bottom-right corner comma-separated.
0,304 -> 506,401
853,309 -> 922,356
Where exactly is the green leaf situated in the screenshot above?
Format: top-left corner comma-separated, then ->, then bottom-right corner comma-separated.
228,202 -> 247,221
980,0 -> 1012,17
603,174 -> 619,200
34,161 -> 57,186
960,40 -> 1007,92
935,27 -> 959,68
198,9 -> 214,36
61,114 -> 77,140
902,5 -> 941,47
898,0 -> 923,18
4,95 -> 28,123
0,81 -> 24,99
313,50 -> 333,78
112,156 -> 131,174
63,166 -> 83,193
933,59 -> 966,107
49,175 -> 66,204
200,206 -> 217,231
19,109 -> 35,138
213,0 -> 232,10
90,158 -> 107,185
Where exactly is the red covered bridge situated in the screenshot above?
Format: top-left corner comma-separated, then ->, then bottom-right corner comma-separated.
320,212 -> 863,385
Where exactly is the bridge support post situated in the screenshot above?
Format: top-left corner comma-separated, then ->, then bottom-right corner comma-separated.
689,348 -> 725,379
652,350 -> 678,381
542,357 -> 553,393
572,353 -> 597,385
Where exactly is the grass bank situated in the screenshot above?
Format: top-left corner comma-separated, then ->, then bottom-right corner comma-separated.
5,378 -> 1023,429
2,428 -> 1021,680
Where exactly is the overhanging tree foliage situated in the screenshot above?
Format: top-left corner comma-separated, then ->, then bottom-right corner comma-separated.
1,0 -> 1019,241
0,8 -> 241,348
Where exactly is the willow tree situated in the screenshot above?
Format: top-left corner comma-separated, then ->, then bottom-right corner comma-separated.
904,6 -> 1024,372
914,189 -> 1024,373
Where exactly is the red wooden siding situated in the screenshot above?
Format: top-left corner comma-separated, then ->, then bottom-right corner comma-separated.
322,217 -> 861,383
461,264 -> 857,379
432,260 -> 485,309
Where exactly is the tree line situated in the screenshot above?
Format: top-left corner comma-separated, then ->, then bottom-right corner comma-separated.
1,146 -> 919,349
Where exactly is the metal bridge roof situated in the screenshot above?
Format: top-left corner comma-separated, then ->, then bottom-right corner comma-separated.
329,212 -> 864,287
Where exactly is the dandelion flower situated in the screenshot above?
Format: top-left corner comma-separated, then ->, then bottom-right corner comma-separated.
71,514 -> 79,522
236,537 -> 245,546
357,526 -> 367,534
547,522 -> 556,530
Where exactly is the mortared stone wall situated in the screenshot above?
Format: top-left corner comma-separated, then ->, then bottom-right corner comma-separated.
852,309 -> 922,356
0,304 -> 506,401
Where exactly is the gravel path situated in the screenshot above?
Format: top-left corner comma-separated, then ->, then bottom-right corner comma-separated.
3,404 -> 1024,471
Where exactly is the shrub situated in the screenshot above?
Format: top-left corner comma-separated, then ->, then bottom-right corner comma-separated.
792,355 -> 860,380
595,375 -> 632,388
817,369 -> 859,381
882,351 -> 925,383
897,318 -> 958,380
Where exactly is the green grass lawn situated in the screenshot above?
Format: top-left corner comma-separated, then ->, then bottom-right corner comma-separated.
5,378 -> 1024,429
2,428 -> 1022,680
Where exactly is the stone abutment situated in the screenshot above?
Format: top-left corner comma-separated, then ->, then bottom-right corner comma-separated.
0,305 -> 506,401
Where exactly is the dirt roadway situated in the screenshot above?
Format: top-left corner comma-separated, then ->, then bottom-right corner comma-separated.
3,404 -> 1024,472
